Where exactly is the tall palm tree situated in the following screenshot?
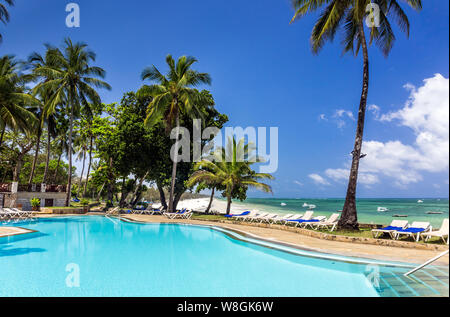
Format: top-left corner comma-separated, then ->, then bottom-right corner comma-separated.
290,0 -> 422,229
0,0 -> 14,44
0,55 -> 37,152
33,38 -> 111,206
138,54 -> 211,212
187,137 -> 274,214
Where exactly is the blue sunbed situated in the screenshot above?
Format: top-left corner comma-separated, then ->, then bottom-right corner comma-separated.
224,211 -> 250,218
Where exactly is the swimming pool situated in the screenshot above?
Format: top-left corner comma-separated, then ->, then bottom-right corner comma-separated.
0,216 -> 448,297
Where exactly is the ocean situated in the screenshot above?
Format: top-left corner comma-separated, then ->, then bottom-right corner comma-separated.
228,198 -> 449,227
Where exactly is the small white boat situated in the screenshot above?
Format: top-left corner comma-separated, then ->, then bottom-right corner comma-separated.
308,204 -> 316,209
377,207 -> 388,212
302,203 -> 309,207
280,203 -> 287,206
426,211 -> 443,214
417,200 -> 424,203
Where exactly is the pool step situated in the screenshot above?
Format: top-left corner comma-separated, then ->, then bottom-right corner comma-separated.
375,267 -> 449,297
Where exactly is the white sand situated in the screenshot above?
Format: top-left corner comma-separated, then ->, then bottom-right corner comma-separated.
177,198 -> 254,214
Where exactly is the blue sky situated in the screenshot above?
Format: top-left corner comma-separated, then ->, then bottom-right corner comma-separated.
1,0 -> 448,198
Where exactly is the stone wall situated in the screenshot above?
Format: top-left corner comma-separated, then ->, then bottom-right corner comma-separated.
2,192 -> 67,210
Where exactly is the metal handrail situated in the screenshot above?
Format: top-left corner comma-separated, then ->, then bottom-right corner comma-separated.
404,249 -> 449,276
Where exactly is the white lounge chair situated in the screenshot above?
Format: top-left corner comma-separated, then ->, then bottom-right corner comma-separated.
285,211 -> 314,226
371,220 -> 409,238
270,214 -> 293,224
234,210 -> 259,221
313,213 -> 340,231
259,213 -> 279,223
282,214 -> 303,225
394,221 -> 431,242
247,212 -> 270,222
421,219 -> 449,244
300,216 -> 327,228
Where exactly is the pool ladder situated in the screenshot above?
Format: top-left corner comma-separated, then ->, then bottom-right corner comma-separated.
404,249 -> 449,277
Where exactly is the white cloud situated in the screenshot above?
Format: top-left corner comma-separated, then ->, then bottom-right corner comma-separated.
293,180 -> 304,186
361,74 -> 449,186
318,74 -> 449,188
308,174 -> 330,186
334,109 -> 355,120
319,114 -> 327,121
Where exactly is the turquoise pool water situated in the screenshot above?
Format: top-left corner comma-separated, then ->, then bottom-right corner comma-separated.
0,216 -> 447,297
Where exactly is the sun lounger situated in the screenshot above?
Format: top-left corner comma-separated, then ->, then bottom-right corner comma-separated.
421,219 -> 449,244
394,221 -> 431,242
246,212 -> 269,222
285,211 -> 314,226
232,210 -> 258,221
300,216 -> 327,228
164,208 -> 189,219
282,214 -> 303,224
371,220 -> 409,238
270,214 -> 293,224
224,211 -> 251,219
313,213 -> 340,231
258,213 -> 279,223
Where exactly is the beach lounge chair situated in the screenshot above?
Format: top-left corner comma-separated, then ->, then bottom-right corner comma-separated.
371,220 -> 409,238
224,211 -> 250,219
246,212 -> 270,222
233,211 -> 258,221
299,216 -> 326,228
282,214 -> 303,225
285,211 -> 314,226
421,219 -> 449,244
270,214 -> 293,224
259,213 -> 279,223
313,213 -> 340,231
164,208 -> 188,219
394,221 -> 431,242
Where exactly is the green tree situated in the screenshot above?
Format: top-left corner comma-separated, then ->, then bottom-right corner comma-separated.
0,55 -> 37,152
188,137 -> 274,214
290,0 -> 422,229
33,38 -> 111,206
0,0 -> 14,44
138,54 -> 211,212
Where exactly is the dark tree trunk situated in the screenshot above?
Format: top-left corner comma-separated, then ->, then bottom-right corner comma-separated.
226,193 -> 232,215
172,190 -> 184,211
77,148 -> 86,196
83,135 -> 93,197
157,181 -> 167,210
338,22 -> 370,231
0,125 -> 5,154
130,171 -> 148,208
168,115 -> 180,212
205,188 -> 215,214
28,126 -> 42,186
43,131 -> 51,184
96,182 -> 105,201
53,152 -> 62,183
106,157 -> 114,207
65,100 -> 75,207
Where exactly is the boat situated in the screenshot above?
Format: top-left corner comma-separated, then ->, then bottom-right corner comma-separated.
393,214 -> 408,218
377,207 -> 388,212
417,200 -> 424,203
337,210 -> 342,213
280,203 -> 287,206
302,203 -> 309,207
308,204 -> 316,209
426,211 -> 443,214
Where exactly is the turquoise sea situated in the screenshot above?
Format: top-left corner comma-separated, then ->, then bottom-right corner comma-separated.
229,198 -> 449,227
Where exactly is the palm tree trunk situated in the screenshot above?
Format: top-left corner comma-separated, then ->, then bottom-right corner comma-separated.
205,187 -> 215,214
43,130 -> 51,184
77,148 -> 86,197
226,193 -> 232,215
65,100 -> 75,207
130,171 -> 148,207
338,22 -> 369,231
157,181 -> 167,210
83,135 -> 93,197
0,125 -> 5,154
28,126 -> 42,186
53,152 -> 62,183
168,114 -> 180,212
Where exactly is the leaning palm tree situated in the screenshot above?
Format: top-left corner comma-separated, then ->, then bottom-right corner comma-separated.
138,54 -> 212,212
187,137 -> 274,214
0,0 -> 14,44
290,0 -> 422,230
33,38 -> 111,206
0,55 -> 37,152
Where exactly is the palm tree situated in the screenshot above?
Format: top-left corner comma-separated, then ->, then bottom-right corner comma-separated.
187,137 -> 274,214
33,38 -> 111,206
0,55 -> 37,152
0,0 -> 14,44
138,54 -> 211,212
290,0 -> 422,230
